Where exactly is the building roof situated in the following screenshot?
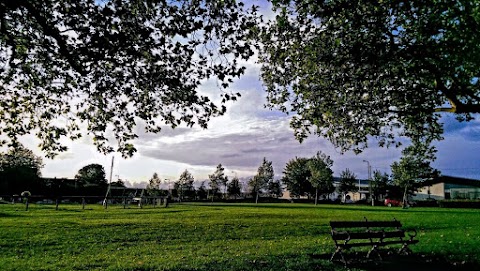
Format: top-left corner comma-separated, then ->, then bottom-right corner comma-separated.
425,175 -> 480,188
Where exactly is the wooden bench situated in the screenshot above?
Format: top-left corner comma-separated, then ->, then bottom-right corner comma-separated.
330,218 -> 418,265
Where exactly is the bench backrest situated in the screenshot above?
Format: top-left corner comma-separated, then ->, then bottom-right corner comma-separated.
330,220 -> 402,229
330,220 -> 405,241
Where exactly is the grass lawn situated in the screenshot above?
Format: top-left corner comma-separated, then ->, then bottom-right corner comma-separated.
0,202 -> 479,271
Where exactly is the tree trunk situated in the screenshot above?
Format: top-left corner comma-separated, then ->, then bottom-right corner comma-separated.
255,189 -> 259,204
402,186 -> 408,209
315,188 -> 318,205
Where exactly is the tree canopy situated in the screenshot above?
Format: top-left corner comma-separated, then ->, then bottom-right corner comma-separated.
371,170 -> 392,200
249,157 -> 274,203
307,151 -> 334,204
391,138 -> 439,202
6,0 -> 480,159
260,0 -> 480,153
0,145 -> 44,194
337,168 -> 358,198
282,157 -> 313,198
146,172 -> 162,196
175,169 -> 195,200
1,0 -> 258,157
74,163 -> 107,186
282,153 -> 334,201
227,176 -> 242,199
208,163 -> 227,200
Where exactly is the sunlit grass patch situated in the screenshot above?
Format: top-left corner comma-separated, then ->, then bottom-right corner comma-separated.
0,203 -> 479,270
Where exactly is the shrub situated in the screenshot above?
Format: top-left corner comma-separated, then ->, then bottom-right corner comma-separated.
438,200 -> 480,208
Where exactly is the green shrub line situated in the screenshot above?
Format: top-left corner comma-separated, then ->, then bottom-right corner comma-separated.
0,203 -> 479,271
438,199 -> 480,208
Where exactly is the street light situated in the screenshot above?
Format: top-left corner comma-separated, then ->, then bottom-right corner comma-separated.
363,160 -> 373,206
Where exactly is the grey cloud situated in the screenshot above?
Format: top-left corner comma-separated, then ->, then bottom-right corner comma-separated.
220,153 -> 242,159
241,147 -> 274,154
134,122 -> 196,141
137,119 -> 331,175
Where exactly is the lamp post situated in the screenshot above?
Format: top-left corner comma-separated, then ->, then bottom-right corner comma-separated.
363,160 -> 373,206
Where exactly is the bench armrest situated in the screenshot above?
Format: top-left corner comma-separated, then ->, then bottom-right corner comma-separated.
407,229 -> 417,241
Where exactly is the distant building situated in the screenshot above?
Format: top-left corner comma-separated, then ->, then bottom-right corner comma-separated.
414,175 -> 480,200
346,179 -> 370,202
280,177 -> 371,202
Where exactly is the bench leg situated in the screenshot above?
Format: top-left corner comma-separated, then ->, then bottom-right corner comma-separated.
398,244 -> 413,255
330,247 -> 347,266
367,245 -> 382,261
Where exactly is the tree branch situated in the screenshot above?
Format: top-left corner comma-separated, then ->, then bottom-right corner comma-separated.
11,0 -> 87,76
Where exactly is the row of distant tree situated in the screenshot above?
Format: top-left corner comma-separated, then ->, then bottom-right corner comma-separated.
0,145 -> 281,201
145,160 -> 282,202
282,148 -> 438,204
1,143 -> 437,204
0,145 -> 125,197
145,148 -> 432,204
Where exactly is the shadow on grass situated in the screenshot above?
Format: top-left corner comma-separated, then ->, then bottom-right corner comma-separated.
189,202 -> 386,212
187,202 -> 479,215
189,202 -> 480,215
0,212 -> 23,218
67,251 -> 480,271
313,252 -> 480,271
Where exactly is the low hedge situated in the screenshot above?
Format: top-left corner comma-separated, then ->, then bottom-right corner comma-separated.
438,200 -> 480,208
415,200 -> 439,207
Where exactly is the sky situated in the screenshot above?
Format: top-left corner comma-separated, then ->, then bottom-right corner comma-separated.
17,1 -> 480,187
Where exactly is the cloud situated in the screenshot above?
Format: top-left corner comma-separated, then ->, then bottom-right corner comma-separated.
135,110 -> 400,180
137,116 -> 290,173
441,114 -> 480,141
432,135 -> 480,179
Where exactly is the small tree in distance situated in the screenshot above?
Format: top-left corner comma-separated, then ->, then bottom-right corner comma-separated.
175,170 -> 195,202
307,152 -> 334,205
227,176 -> 242,200
208,164 -> 227,201
197,181 -> 208,200
249,158 -> 274,204
268,180 -> 283,198
338,168 -> 358,202
371,170 -> 391,202
391,139 -> 439,207
75,164 -> 107,187
146,172 -> 162,197
282,157 -> 313,199
0,144 -> 44,195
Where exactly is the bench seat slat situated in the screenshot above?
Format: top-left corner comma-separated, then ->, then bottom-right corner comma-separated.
337,242 -> 375,248
332,230 -> 405,240
379,239 -> 419,246
337,239 -> 418,249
